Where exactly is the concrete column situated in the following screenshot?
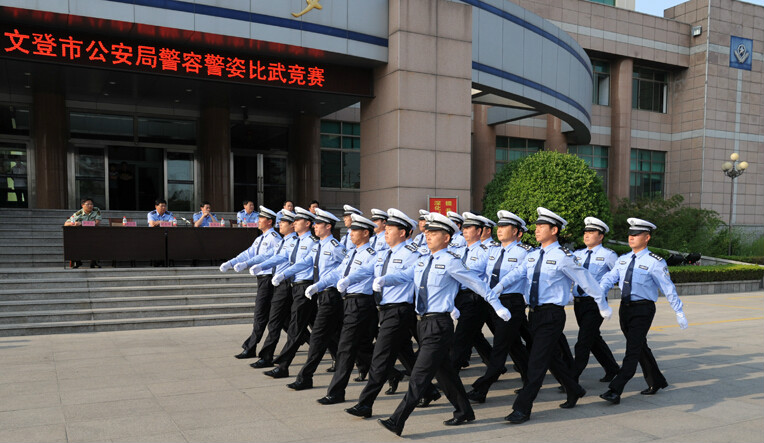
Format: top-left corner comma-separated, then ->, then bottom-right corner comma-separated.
360,0 -> 473,217
609,57 -> 633,205
199,96 -> 231,211
545,115 -> 567,152
290,113 -> 320,207
32,68 -> 67,209
471,104 -> 496,212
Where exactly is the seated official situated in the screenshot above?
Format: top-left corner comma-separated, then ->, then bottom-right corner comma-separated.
193,201 -> 218,227
147,198 -> 175,226
64,197 -> 102,269
237,200 -> 258,227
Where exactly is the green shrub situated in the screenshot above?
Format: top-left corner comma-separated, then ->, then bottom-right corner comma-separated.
667,264 -> 764,283
719,256 -> 764,265
482,151 -> 611,249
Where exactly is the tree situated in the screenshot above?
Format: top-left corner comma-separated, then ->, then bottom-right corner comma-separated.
482,151 -> 611,248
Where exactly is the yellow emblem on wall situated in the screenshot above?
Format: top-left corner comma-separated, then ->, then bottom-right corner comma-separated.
292,0 -> 323,18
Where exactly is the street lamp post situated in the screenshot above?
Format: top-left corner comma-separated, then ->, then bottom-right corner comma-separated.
721,152 -> 749,255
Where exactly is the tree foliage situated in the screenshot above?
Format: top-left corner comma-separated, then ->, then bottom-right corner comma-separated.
482,151 -> 612,248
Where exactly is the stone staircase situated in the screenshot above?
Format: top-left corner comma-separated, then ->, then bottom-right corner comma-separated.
0,208 -> 257,336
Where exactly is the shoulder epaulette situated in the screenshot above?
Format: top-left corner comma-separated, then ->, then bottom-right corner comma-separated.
490,241 -> 500,247
518,243 -> 533,251
270,231 -> 280,238
330,239 -> 339,247
559,246 -> 573,257
310,235 -> 319,241
480,244 -> 488,250
167,211 -> 174,216
447,251 -> 461,259
603,247 -> 615,254
405,244 -> 418,252
238,209 -> 245,213
366,247 -> 376,255
649,252 -> 664,261
448,242 -> 457,247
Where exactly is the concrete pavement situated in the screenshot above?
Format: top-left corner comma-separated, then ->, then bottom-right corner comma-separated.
1,291 -> 762,442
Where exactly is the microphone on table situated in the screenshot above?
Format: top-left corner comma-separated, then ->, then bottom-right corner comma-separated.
179,217 -> 192,226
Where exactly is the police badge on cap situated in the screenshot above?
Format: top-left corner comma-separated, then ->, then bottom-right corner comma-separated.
535,207 -> 567,230
584,216 -> 609,234
627,218 -> 656,236
343,205 -> 363,216
425,213 -> 458,235
279,209 -> 296,223
386,208 -> 415,230
258,206 -> 277,220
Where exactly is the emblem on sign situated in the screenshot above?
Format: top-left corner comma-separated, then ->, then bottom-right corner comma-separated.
293,0 -> 323,17
734,43 -> 749,64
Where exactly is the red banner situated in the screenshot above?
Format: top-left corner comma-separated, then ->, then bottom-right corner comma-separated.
428,197 -> 457,215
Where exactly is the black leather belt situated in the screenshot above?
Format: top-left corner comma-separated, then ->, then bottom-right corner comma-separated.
456,289 -> 475,297
292,280 -> 313,285
528,303 -> 562,313
623,299 -> 654,306
344,292 -> 372,299
378,302 -> 413,311
499,293 -> 524,300
573,296 -> 595,303
256,274 -> 272,280
416,312 -> 450,321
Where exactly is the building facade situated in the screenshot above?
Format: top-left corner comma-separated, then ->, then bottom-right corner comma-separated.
0,0 -> 761,235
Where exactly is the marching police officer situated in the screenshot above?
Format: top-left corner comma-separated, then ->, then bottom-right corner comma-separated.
339,205 -> 363,249
497,208 -> 611,424
219,206 -> 282,359
375,213 -> 511,436
307,214 -> 379,405
446,211 -> 467,248
369,208 -> 390,253
273,208 -> 346,390
412,210 -> 429,253
599,218 -> 689,405
147,198 -> 174,226
480,216 -> 496,246
571,217 -> 621,383
237,200 -> 259,226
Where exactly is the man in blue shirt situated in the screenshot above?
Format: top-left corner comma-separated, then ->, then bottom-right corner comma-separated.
412,209 -> 430,254
572,216 -> 621,383
339,204 -> 362,249
376,213 -> 511,436
147,198 -> 174,226
499,208 -> 611,424
369,208 -> 390,253
192,201 -> 218,227
446,211 -> 467,248
274,200 -> 294,225
237,200 -> 258,227
599,218 -> 689,405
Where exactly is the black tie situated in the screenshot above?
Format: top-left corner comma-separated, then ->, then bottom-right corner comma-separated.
419,235 -> 425,247
313,241 -> 322,283
343,250 -> 357,277
529,249 -> 545,308
462,247 -> 469,264
255,235 -> 264,255
577,250 -> 593,296
376,250 -> 393,304
289,237 -> 301,264
489,248 -> 505,288
417,256 -> 434,314
621,254 -> 636,304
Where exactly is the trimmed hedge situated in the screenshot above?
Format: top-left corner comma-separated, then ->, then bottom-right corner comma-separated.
667,264 -> 764,283
719,256 -> 764,265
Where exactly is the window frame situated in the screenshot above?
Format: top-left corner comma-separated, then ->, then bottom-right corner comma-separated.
632,67 -> 669,113
629,148 -> 666,200
320,120 -> 361,190
495,136 -> 543,173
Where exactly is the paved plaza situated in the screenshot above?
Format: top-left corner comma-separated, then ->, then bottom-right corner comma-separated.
1,291 -> 762,442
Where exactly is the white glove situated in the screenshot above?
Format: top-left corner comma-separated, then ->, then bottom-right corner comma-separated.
305,284 -> 318,299
496,307 -> 511,322
372,276 -> 385,292
272,273 -> 285,287
450,307 -> 460,321
219,262 -> 232,273
676,312 -> 688,329
491,283 -> 504,295
336,277 -> 350,293
249,264 -> 262,275
233,262 -> 248,272
599,306 -> 613,320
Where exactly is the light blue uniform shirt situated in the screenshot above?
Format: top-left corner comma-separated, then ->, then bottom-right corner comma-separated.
573,244 -> 618,297
279,235 -> 344,282
599,248 -> 684,313
237,210 -> 258,226
370,232 -> 389,253
339,232 -> 354,250
193,211 -> 218,227
452,242 -> 490,289
229,228 -> 282,275
481,238 -> 495,248
499,241 -> 608,310
315,242 -> 376,294
413,232 -> 429,254
491,241 -> 533,295
450,231 -> 467,248
275,210 -> 284,225
254,231 -> 316,277
343,241 -> 421,305
147,210 -> 174,225
383,248 -> 505,315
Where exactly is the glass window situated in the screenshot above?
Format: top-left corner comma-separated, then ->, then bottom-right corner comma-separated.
592,60 -> 610,106
0,106 -> 30,136
588,0 -> 615,5
137,118 -> 196,144
630,149 -> 666,200
0,143 -> 28,207
632,67 -> 668,113
320,120 -> 361,189
568,145 -> 609,193
70,112 -> 134,141
75,147 -> 106,208
495,136 -> 542,172
167,152 -> 194,211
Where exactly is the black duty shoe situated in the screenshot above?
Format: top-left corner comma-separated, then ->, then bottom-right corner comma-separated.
264,367 -> 289,378
345,404 -> 372,418
287,379 -> 313,391
559,387 -> 586,409
378,418 -> 402,436
444,416 -> 475,426
467,389 -> 486,404
385,372 -> 403,395
235,350 -> 257,359
600,372 -> 618,382
317,395 -> 345,405
600,389 -> 621,404
326,361 -> 336,373
354,371 -> 368,382
640,382 -> 668,395
505,410 -> 530,424
416,390 -> 441,408
250,358 -> 273,368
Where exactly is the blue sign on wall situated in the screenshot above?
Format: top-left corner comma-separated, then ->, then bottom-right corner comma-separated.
730,36 -> 753,71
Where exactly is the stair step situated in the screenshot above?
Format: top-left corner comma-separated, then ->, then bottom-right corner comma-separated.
0,294 -> 255,311
0,284 -> 257,301
0,266 -> 227,279
0,303 -> 255,323
0,274 -> 253,289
